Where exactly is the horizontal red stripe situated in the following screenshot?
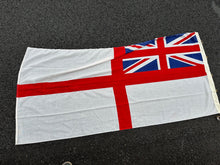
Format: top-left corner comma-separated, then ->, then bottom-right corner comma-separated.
17,75 -> 114,97
121,45 -> 200,59
17,65 -> 206,98
123,65 -> 206,86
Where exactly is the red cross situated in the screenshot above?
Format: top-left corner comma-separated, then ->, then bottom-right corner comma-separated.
17,36 -> 206,130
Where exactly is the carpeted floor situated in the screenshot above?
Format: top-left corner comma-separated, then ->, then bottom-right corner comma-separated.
0,0 -> 220,164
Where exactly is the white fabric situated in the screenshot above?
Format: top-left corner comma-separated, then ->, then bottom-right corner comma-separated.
19,47 -> 114,84
126,76 -> 217,128
16,87 -> 119,144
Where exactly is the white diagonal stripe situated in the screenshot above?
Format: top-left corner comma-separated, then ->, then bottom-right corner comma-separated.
167,33 -> 191,46
168,56 -> 195,66
166,52 -> 203,64
125,46 -> 138,50
176,54 -> 203,64
126,57 -> 157,73
123,59 -> 141,71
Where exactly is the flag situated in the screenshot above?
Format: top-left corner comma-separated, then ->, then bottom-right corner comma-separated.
16,32 -> 220,145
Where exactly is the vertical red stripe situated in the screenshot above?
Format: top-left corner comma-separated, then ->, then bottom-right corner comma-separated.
157,37 -> 168,70
113,83 -> 133,130
112,47 -> 132,130
114,46 -> 126,59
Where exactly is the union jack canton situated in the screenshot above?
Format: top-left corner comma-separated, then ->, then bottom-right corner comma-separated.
123,32 -> 203,74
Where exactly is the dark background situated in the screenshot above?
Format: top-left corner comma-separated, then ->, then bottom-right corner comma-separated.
1,0 -> 220,164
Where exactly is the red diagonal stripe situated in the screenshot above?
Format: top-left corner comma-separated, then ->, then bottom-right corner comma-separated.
130,45 -> 142,48
146,44 -> 154,47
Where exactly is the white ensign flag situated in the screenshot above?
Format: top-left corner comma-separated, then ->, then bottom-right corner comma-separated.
16,32 -> 220,144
